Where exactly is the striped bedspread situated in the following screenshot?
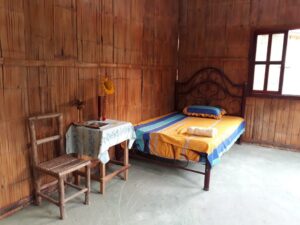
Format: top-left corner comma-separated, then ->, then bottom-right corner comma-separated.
134,112 -> 245,166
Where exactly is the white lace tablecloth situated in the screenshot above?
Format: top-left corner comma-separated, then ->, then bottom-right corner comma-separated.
66,120 -> 136,164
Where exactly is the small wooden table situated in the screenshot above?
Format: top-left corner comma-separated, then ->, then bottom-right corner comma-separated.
66,120 -> 136,194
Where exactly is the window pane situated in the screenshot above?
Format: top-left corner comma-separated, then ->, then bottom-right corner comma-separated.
285,29 -> 300,66
282,29 -> 300,95
267,65 -> 281,91
255,35 -> 269,61
270,33 -> 284,61
253,65 -> 266,91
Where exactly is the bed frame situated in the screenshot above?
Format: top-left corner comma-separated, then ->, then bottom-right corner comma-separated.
175,67 -> 247,117
131,67 -> 247,191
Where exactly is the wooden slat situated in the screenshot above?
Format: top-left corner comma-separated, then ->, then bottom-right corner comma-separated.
52,160 -> 90,176
36,135 -> 60,145
37,156 -> 90,178
29,113 -> 61,121
38,155 -> 77,170
40,180 -> 58,191
65,181 -> 85,191
64,188 -> 88,204
101,165 -> 131,183
37,192 -> 59,206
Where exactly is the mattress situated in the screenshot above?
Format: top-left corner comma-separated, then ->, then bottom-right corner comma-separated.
134,112 -> 245,166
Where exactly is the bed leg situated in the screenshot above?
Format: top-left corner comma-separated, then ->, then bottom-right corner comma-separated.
237,137 -> 242,145
204,160 -> 211,191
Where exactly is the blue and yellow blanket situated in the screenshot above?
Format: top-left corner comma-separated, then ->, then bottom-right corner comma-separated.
134,112 -> 245,166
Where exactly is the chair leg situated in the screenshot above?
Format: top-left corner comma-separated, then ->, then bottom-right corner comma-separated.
74,171 -> 81,185
99,162 -> 106,194
85,165 -> 90,205
58,177 -> 65,219
123,141 -> 129,181
34,171 -> 42,205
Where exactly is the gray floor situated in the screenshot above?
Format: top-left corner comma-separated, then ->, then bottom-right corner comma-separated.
2,144 -> 300,225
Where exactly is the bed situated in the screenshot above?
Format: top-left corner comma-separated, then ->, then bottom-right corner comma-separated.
132,67 -> 247,191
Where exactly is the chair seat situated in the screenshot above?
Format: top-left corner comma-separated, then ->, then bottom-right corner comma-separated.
37,155 -> 90,177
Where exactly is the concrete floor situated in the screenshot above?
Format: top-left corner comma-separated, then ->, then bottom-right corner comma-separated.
2,144 -> 300,225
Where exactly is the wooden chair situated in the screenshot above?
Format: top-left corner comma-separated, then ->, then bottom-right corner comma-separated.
28,113 -> 91,219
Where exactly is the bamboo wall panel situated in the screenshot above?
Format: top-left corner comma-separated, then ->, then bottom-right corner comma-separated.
179,0 -> 300,150
0,0 -> 178,215
244,98 -> 300,150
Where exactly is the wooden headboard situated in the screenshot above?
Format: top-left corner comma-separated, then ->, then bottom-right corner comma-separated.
175,67 -> 247,117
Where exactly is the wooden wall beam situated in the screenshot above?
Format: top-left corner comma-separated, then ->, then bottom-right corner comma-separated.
0,57 -> 176,70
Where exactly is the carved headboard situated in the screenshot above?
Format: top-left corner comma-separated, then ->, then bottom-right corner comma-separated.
175,67 -> 247,117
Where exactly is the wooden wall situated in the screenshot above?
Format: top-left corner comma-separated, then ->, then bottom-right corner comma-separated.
178,0 -> 300,150
244,97 -> 300,149
0,0 -> 178,215
2,0 -> 300,217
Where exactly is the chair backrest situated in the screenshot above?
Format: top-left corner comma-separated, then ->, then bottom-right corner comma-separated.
28,113 -> 64,166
